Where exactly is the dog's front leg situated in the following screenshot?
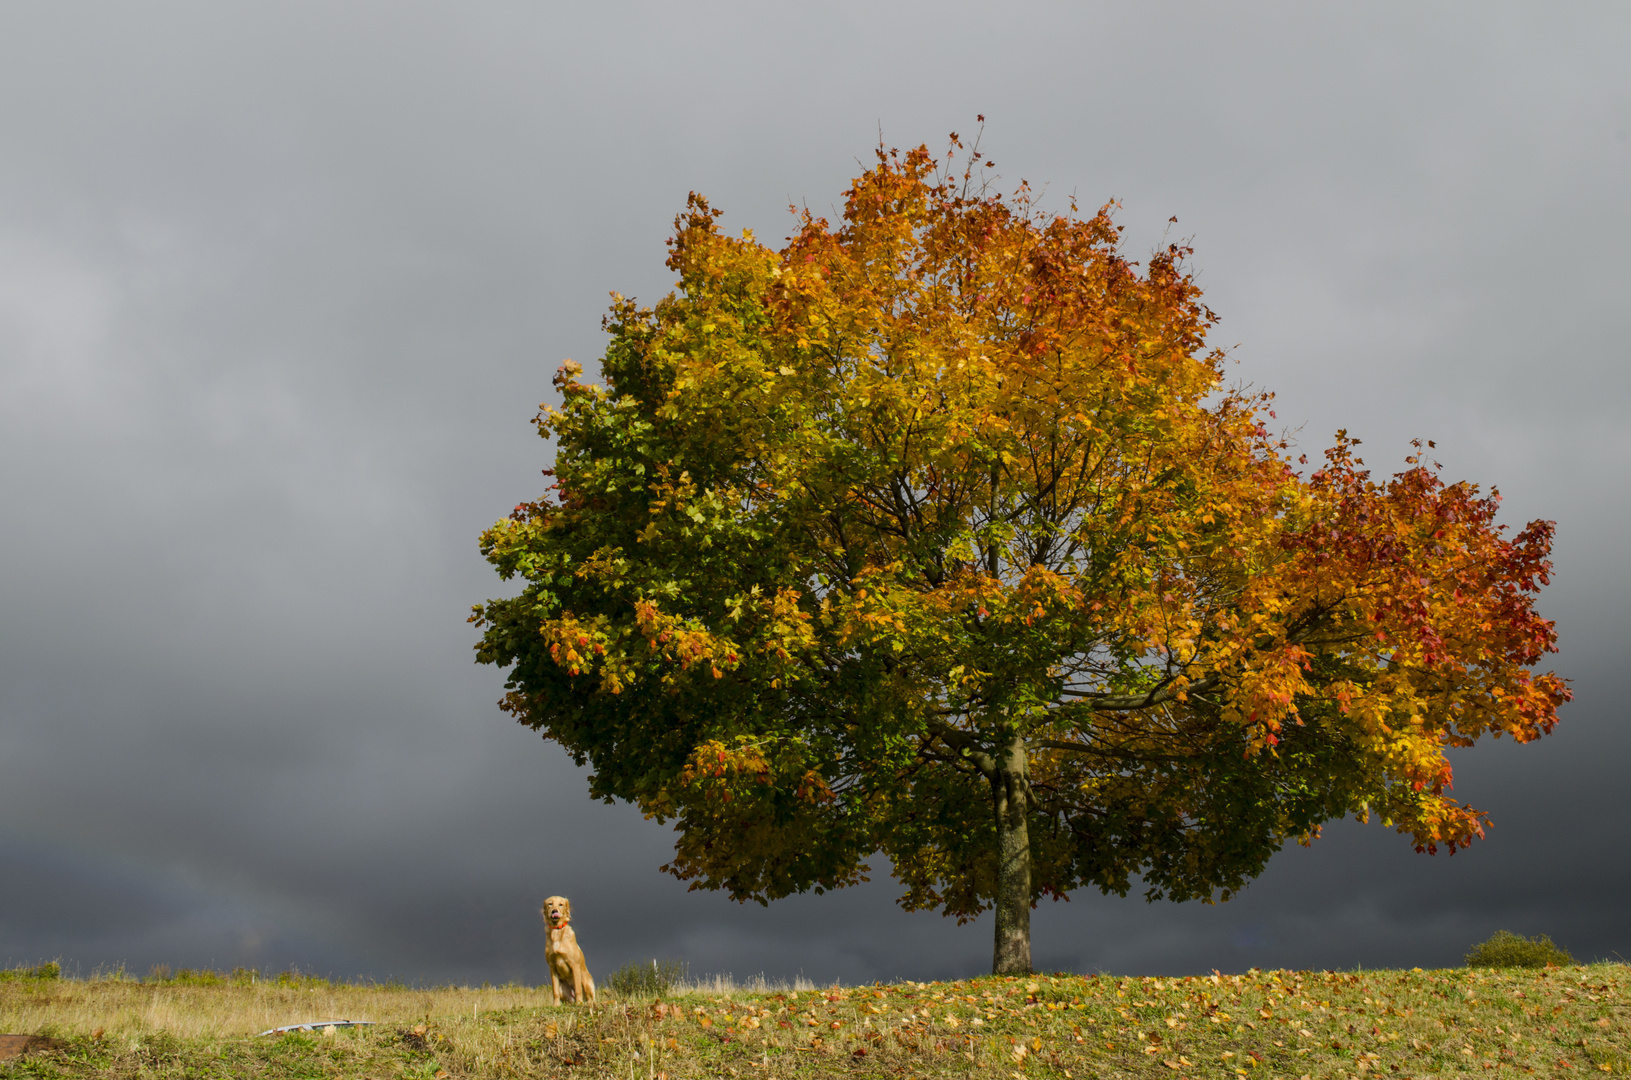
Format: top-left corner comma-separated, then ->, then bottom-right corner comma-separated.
550,971 -> 564,1007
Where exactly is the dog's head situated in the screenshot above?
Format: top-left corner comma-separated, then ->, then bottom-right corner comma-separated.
541,895 -> 571,929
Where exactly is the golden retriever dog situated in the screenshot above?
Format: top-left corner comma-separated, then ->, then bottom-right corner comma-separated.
541,895 -> 596,1005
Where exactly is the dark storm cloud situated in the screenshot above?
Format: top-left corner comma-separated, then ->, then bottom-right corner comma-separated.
2,2 -> 1628,985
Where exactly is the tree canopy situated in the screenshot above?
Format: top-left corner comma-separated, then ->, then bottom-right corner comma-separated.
472,140 -> 1568,974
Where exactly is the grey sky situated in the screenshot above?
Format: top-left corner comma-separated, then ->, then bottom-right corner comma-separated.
2,2 -> 1627,986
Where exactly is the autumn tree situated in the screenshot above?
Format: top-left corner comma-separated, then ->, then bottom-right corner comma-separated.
472,139 -> 1568,975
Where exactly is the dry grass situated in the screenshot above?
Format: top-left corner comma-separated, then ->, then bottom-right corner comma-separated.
2,962 -> 1627,1078
0,974 -> 537,1042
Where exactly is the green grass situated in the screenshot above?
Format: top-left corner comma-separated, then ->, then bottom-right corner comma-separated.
0,965 -> 60,985
3,962 -> 1626,1078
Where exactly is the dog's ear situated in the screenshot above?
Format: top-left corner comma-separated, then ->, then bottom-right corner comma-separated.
561,897 -> 572,919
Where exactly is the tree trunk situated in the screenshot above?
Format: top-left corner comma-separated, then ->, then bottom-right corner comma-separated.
990,735 -> 1032,975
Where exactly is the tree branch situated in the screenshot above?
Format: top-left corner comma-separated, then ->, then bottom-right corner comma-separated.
1062,674 -> 1220,711
924,717 -> 998,779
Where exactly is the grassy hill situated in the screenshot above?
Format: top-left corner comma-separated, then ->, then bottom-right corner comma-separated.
2,961 -> 1626,1077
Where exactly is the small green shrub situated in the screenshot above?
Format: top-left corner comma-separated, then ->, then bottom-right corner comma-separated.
605,958 -> 688,999
0,960 -> 61,982
170,968 -> 224,986
274,968 -> 333,989
1466,930 -> 1575,968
